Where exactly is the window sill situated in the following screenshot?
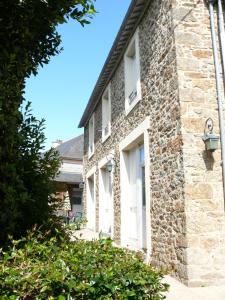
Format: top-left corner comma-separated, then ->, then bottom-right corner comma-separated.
125,95 -> 141,116
102,131 -> 111,144
88,151 -> 94,160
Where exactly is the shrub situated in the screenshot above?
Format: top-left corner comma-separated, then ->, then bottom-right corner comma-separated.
68,216 -> 87,230
0,227 -> 168,299
0,102 -> 60,246
0,0 -> 95,247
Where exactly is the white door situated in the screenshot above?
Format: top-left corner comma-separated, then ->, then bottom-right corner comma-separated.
140,146 -> 147,249
99,168 -> 113,236
87,176 -> 95,230
127,148 -> 140,249
126,145 -> 146,250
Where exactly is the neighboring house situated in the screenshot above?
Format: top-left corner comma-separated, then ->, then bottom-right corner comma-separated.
54,135 -> 84,216
78,0 -> 225,287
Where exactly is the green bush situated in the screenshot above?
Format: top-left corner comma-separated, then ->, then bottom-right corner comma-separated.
0,227 -> 168,299
0,102 -> 61,246
0,0 -> 95,247
68,216 -> 87,230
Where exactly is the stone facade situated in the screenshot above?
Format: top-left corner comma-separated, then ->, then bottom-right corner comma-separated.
173,0 -> 225,286
81,0 -> 225,287
54,135 -> 84,217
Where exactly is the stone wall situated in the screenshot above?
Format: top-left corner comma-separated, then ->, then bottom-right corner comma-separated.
82,0 -> 225,287
142,0 -> 186,282
173,0 -> 225,286
83,0 -> 188,283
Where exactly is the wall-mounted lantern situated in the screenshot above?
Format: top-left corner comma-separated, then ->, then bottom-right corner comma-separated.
106,161 -> 113,172
105,153 -> 116,173
202,117 -> 219,151
79,182 -> 85,189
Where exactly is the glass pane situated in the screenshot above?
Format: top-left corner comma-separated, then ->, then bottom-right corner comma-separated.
71,191 -> 82,205
140,146 -> 145,166
72,197 -> 82,205
142,166 -> 146,207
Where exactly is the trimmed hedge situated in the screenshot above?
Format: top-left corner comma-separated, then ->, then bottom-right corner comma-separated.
0,228 -> 168,299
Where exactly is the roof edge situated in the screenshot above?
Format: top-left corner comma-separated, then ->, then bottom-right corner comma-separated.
78,0 -> 149,128
61,156 -> 83,161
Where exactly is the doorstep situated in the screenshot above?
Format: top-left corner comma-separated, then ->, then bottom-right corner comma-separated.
164,276 -> 225,300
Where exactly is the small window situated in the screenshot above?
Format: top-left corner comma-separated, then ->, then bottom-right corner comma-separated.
88,114 -> 94,158
124,29 -> 141,114
102,84 -> 111,142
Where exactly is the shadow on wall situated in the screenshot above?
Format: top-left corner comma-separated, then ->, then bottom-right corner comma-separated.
202,150 -> 215,171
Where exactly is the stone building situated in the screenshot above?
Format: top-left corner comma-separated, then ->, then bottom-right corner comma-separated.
78,0 -> 225,287
54,135 -> 84,216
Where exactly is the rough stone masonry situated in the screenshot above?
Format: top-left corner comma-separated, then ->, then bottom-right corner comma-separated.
173,0 -> 225,287
82,0 -> 225,286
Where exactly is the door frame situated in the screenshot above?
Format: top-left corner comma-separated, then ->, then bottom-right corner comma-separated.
86,165 -> 96,231
120,117 -> 151,259
98,152 -> 114,238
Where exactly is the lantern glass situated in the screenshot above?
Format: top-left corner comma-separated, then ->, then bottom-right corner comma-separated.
205,137 -> 219,151
106,162 -> 113,172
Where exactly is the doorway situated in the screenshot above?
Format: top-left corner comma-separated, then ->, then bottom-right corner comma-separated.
86,174 -> 95,230
99,166 -> 113,237
121,144 -> 146,250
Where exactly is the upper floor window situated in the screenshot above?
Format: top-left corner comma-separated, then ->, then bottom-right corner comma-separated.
124,29 -> 141,115
102,84 -> 111,142
88,114 -> 94,158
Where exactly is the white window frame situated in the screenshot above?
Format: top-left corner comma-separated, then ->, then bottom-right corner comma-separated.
88,114 -> 95,159
124,28 -> 141,115
86,165 -> 97,231
102,84 -> 111,143
98,151 -> 115,238
119,117 -> 151,261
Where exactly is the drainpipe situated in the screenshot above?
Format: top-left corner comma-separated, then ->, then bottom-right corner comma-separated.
218,0 -> 225,83
209,0 -> 225,208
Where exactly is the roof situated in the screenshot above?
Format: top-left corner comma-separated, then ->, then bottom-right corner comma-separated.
78,0 -> 150,128
55,172 -> 83,184
55,134 -> 83,160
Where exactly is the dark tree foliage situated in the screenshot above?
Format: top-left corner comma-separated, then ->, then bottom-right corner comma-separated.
0,0 -> 95,245
9,102 -> 60,241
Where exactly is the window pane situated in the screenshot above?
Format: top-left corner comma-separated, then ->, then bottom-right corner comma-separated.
71,191 -> 82,205
72,197 -> 82,205
140,146 -> 145,166
142,166 -> 146,207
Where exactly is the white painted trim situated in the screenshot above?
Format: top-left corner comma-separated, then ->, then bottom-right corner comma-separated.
120,150 -> 130,247
98,152 -> 115,239
102,125 -> 111,143
124,28 -> 142,115
86,171 -> 96,232
102,83 -> 112,143
98,150 -> 115,169
86,165 -> 97,179
88,113 -> 95,159
119,117 -> 150,151
144,130 -> 151,262
120,117 -> 151,260
88,151 -> 94,160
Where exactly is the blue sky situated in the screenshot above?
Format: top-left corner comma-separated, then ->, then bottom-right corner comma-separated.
25,0 -> 131,149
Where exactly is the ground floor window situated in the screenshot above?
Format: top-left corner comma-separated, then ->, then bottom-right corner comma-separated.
121,142 -> 147,250
86,174 -> 95,230
99,164 -> 113,237
69,188 -> 83,216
